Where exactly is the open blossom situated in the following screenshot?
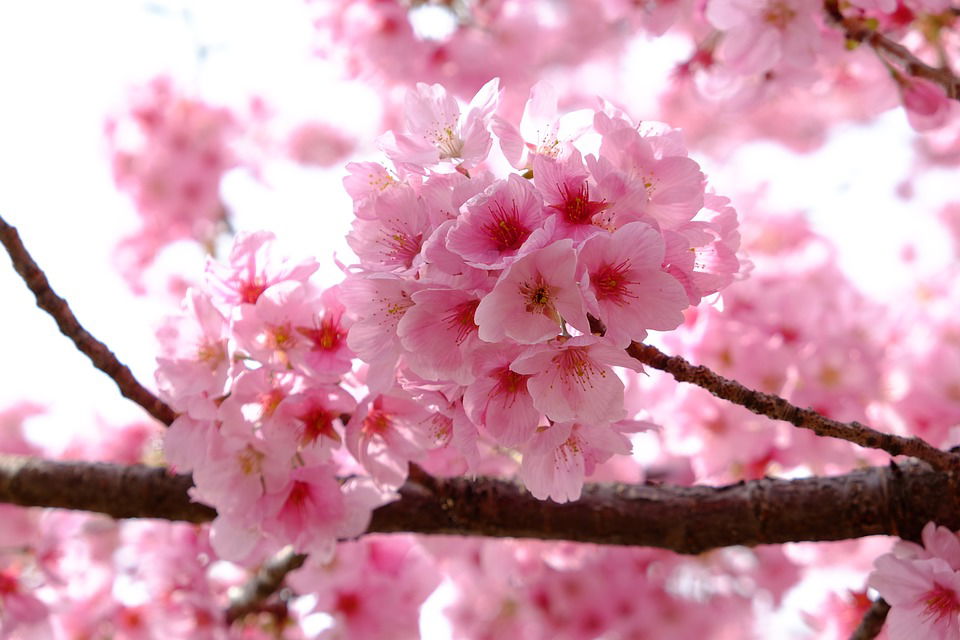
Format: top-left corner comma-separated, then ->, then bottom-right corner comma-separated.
446,174 -> 550,270
474,240 -> 589,344
463,344 -> 542,447
259,466 -> 388,560
705,0 -> 823,75
869,522 -> 960,639
379,78 -> 501,174
155,288 -> 232,420
345,388 -> 435,488
510,335 -> 643,424
347,183 -> 431,274
205,230 -> 319,307
493,80 -> 593,169
519,420 -> 635,503
397,288 -> 484,385
579,221 -> 689,347
534,151 -> 609,243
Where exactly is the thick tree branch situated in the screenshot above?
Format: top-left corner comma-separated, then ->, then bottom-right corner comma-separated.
2,454 -> 959,552
627,342 -> 960,472
824,0 -> 960,99
0,214 -> 176,426
0,454 -> 214,522
849,597 -> 890,640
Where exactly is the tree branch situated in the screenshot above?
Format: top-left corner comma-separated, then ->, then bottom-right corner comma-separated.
0,214 -> 176,426
627,342 -> 960,472
0,454 -> 214,522
824,0 -> 960,99
225,546 -> 306,625
1,454 -> 958,552
849,597 -> 890,640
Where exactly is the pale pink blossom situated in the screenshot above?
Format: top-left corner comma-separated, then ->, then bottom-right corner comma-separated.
579,221 -> 688,347
463,345 -> 542,447
869,523 -> 960,640
446,174 -> 550,270
474,240 -> 589,344
493,81 -> 593,169
380,78 -> 501,174
519,420 -> 634,503
347,183 -> 431,273
397,288 -> 483,384
205,231 -> 318,307
510,335 -> 642,424
155,288 -> 232,420
705,0 -> 823,75
345,388 -> 435,487
260,465 -> 387,560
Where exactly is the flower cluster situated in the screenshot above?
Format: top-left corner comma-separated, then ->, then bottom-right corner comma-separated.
105,76 -> 239,289
156,79 -> 740,571
341,79 -> 740,502
158,231 -> 392,566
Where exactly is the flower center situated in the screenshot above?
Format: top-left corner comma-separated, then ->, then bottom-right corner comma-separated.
483,201 -> 530,252
593,259 -> 637,305
923,583 -> 960,623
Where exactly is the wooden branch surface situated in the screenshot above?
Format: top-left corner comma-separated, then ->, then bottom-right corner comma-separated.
1,454 -> 958,553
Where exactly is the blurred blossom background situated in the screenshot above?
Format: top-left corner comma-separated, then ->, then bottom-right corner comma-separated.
0,2 -> 957,636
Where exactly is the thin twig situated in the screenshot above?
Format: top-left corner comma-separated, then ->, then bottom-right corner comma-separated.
0,215 -> 175,425
1,454 -> 957,551
849,597 -> 890,640
626,342 -> 960,472
824,0 -> 960,99
225,546 -> 306,625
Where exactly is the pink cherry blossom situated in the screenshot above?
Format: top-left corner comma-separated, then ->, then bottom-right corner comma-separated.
380,78 -> 501,174
155,288 -> 232,420
345,388 -> 435,488
205,231 -> 319,307
446,174 -> 550,270
579,221 -> 689,347
463,344 -> 542,447
493,81 -> 593,169
534,152 -> 609,243
397,288 -> 483,384
510,335 -> 643,424
869,523 -> 960,640
519,420 -> 634,502
474,240 -> 589,344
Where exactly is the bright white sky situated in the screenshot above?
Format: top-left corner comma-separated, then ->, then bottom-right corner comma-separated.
0,4 -> 954,636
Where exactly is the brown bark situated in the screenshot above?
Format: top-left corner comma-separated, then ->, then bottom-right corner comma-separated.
0,214 -> 175,426
2,454 -> 958,552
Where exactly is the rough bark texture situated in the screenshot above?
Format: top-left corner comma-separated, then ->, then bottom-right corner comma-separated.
2,454 -> 959,552
0,454 -> 214,522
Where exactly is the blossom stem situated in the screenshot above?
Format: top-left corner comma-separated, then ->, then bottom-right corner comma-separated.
225,546 -> 307,625
823,0 -> 960,99
849,597 -> 890,640
626,341 -> 960,472
0,214 -> 176,426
